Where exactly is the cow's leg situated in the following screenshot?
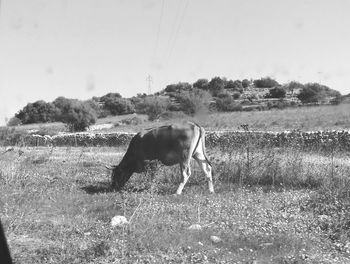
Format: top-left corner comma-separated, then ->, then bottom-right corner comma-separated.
193,154 -> 214,193
176,163 -> 191,195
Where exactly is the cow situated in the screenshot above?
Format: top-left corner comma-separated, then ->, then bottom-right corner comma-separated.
111,122 -> 214,195
0,220 -> 12,264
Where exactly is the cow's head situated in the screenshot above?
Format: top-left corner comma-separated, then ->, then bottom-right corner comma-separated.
111,165 -> 132,190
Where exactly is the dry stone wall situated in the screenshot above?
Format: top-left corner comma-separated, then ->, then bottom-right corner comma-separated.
19,130 -> 350,151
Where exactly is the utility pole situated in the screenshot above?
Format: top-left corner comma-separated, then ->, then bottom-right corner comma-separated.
146,74 -> 153,95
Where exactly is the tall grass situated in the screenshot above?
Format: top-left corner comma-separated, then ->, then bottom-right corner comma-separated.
1,143 -> 350,262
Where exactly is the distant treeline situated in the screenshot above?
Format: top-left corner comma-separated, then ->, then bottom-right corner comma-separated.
8,77 -> 343,131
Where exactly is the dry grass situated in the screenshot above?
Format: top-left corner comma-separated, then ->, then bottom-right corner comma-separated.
1,146 -> 350,263
198,103 -> 350,132
4,104 -> 350,136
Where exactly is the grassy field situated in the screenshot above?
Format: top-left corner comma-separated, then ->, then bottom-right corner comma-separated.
3,104 -> 350,135
1,104 -> 350,263
1,144 -> 350,263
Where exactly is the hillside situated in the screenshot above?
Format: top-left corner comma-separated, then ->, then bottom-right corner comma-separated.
7,77 -> 343,132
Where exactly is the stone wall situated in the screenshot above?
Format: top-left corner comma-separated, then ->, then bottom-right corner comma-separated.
19,130 -> 350,151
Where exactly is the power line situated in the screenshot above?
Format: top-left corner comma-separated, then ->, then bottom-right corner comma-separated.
166,0 -> 189,64
162,0 -> 184,65
152,0 -> 165,62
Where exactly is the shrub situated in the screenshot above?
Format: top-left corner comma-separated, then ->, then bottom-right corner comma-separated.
216,95 -> 242,112
175,89 -> 212,115
164,82 -> 191,93
265,87 -> 286,98
225,80 -> 243,92
104,98 -> 135,115
193,78 -> 209,91
208,77 -> 227,96
242,79 -> 251,88
137,96 -> 170,121
297,83 -> 341,104
253,77 -> 279,88
57,100 -> 97,132
15,100 -> 59,124
232,92 -> 241,99
7,117 -> 21,127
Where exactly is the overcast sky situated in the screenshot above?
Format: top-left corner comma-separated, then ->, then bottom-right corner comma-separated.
1,0 -> 350,125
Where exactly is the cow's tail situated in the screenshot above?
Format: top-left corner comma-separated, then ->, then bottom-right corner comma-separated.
199,126 -> 212,166
193,123 -> 214,178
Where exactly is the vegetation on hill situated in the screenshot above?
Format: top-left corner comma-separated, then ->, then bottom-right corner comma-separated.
9,76 -> 343,131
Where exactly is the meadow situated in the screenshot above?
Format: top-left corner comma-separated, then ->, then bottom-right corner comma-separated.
1,104 -> 350,263
4,104 -> 350,135
1,142 -> 350,263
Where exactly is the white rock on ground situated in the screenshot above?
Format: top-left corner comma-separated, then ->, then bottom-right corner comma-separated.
187,224 -> 202,230
210,235 -> 222,243
111,215 -> 129,227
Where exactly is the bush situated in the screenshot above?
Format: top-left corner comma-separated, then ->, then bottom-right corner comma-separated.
208,77 -> 227,96
193,78 -> 209,91
7,117 -> 21,127
225,80 -> 243,92
297,83 -> 341,104
253,77 -> 279,88
265,87 -> 286,98
15,100 -> 59,124
164,82 -> 191,93
242,79 -> 251,88
137,96 -> 170,121
232,92 -> 241,99
104,98 -> 135,115
216,94 -> 243,112
175,89 -> 212,115
57,100 -> 97,132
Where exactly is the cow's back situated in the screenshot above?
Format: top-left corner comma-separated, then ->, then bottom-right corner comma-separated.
140,122 -> 196,162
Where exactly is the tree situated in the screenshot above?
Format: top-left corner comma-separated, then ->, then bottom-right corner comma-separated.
58,100 -> 97,131
164,82 -> 191,93
175,89 -> 212,115
297,83 -> 340,104
193,79 -> 209,91
208,77 -> 227,96
242,79 -> 251,88
99,92 -> 122,102
253,77 -> 279,88
103,98 -> 135,115
84,99 -> 105,118
7,116 -> 21,126
285,81 -> 304,90
216,94 -> 242,112
297,86 -> 320,103
265,86 -> 286,98
225,80 -> 243,92
138,96 -> 170,121
232,92 -> 241,99
15,100 -> 58,124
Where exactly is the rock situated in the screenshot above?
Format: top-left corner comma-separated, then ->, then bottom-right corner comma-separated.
188,224 -> 202,230
111,215 -> 129,227
210,235 -> 222,243
259,242 -> 273,247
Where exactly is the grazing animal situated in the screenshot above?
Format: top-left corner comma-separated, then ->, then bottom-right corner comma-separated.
111,122 -> 214,194
0,220 -> 12,264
